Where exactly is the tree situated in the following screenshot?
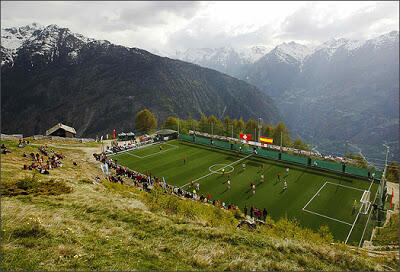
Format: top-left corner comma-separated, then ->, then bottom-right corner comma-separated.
135,109 -> 157,133
292,138 -> 310,151
207,114 -> 218,124
237,117 -> 245,132
263,125 -> 274,137
162,116 -> 178,130
273,122 -> 291,147
199,114 -> 207,133
224,116 -> 231,136
386,162 -> 399,183
246,119 -> 258,138
345,153 -> 374,170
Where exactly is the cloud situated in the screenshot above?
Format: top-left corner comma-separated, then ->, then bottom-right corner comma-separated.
1,1 -> 398,53
167,17 -> 274,51
279,2 -> 399,42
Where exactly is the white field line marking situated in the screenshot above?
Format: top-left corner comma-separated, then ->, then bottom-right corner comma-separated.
358,184 -> 380,247
325,181 -> 365,192
120,143 -> 179,159
302,208 -> 353,226
345,203 -> 364,244
109,141 -> 178,156
180,153 -> 253,189
303,182 -> 328,210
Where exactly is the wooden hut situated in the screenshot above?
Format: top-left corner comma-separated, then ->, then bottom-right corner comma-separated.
46,123 -> 76,138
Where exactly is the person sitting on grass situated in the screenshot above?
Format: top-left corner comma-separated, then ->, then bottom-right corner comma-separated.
1,144 -> 6,149
2,147 -> 11,154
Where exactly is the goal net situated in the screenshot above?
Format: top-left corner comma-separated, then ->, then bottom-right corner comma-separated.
360,190 -> 371,214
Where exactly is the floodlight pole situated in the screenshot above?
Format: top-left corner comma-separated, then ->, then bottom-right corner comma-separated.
231,125 -> 233,138
281,131 -> 283,147
383,144 -> 390,169
177,118 -> 179,134
258,117 -> 262,142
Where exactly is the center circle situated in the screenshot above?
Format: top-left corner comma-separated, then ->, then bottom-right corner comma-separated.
208,164 -> 234,174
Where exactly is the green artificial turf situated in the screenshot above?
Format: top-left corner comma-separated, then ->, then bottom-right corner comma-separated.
111,140 -> 378,243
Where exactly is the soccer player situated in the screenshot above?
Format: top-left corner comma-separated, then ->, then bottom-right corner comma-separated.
160,145 -> 163,151
252,184 -> 256,194
286,167 -> 289,175
277,173 -> 281,181
239,146 -> 242,152
227,173 -> 230,180
184,157 -> 186,165
353,199 -> 357,210
196,183 -> 200,191
190,180 -> 194,187
236,151 -> 239,156
283,180 -> 287,191
227,179 -> 231,190
242,163 -> 246,170
250,181 -> 254,192
261,163 -> 264,170
222,168 -> 225,175
261,174 -> 264,183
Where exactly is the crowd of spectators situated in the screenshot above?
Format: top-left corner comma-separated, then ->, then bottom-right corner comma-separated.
22,144 -> 65,174
93,151 -> 269,222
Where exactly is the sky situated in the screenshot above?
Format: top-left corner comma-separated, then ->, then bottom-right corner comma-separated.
1,1 -> 398,55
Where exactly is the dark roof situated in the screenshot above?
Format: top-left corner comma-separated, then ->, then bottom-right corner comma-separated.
155,129 -> 178,135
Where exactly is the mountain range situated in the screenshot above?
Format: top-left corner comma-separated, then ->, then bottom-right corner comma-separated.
1,23 -> 281,138
171,32 -> 399,166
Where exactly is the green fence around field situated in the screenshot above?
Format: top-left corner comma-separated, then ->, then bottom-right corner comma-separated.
213,139 -> 231,149
312,158 -> 343,172
179,134 -> 194,142
346,165 -> 368,177
178,134 -> 382,179
282,153 -> 308,165
257,148 -> 280,160
195,136 -> 211,145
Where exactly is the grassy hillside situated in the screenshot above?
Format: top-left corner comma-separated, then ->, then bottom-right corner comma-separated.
1,139 -> 398,271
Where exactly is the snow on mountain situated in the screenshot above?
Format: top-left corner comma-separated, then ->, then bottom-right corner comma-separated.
1,22 -> 44,51
274,42 -> 313,62
366,31 -> 399,48
1,23 -> 112,66
237,46 -> 269,63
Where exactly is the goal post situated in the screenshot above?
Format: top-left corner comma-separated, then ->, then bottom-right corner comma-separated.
360,190 -> 371,214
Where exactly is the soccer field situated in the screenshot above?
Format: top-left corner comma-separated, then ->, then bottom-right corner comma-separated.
110,139 -> 379,244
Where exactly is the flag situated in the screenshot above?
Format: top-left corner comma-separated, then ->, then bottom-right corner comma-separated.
100,164 -> 105,174
163,177 -> 166,191
240,134 -> 252,140
391,188 -> 394,209
105,162 -> 109,176
260,136 -> 273,144
113,129 -> 115,139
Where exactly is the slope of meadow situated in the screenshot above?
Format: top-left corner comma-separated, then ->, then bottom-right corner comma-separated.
1,139 -> 398,271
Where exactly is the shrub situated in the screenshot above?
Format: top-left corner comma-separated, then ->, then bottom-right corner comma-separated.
1,173 -> 72,196
12,217 -> 47,238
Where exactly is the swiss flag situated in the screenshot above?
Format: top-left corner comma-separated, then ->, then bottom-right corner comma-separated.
240,134 -> 252,140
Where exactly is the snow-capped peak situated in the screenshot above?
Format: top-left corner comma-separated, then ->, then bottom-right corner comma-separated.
237,45 -> 269,63
274,42 -> 313,61
367,31 -> 399,47
1,23 -> 44,50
